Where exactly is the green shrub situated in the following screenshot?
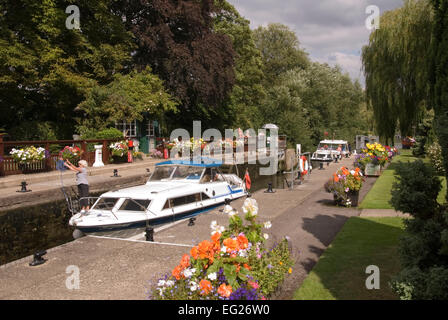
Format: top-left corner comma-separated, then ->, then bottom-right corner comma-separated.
390,160 -> 448,300
427,141 -> 446,175
80,127 -> 123,140
390,160 -> 441,219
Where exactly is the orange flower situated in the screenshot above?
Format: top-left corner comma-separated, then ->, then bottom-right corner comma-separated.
199,279 -> 212,295
243,263 -> 251,270
198,240 -> 213,259
190,246 -> 199,260
172,265 -> 183,280
211,232 -> 221,244
211,232 -> 221,252
217,283 -> 233,298
180,254 -> 190,269
237,234 -> 249,250
333,174 -> 339,183
235,264 -> 241,273
223,238 -> 239,252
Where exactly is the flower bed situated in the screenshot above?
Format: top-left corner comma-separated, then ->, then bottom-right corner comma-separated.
150,199 -> 293,300
324,166 -> 364,207
9,146 -> 49,173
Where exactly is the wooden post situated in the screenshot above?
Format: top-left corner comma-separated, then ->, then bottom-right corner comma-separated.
81,140 -> 87,161
102,140 -> 109,164
45,142 -> 51,171
0,135 -> 4,176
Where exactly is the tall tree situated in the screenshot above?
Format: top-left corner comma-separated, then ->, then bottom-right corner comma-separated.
115,0 -> 236,131
430,0 -> 448,201
253,23 -> 309,85
213,0 -> 266,130
0,0 -> 135,139
362,0 -> 433,143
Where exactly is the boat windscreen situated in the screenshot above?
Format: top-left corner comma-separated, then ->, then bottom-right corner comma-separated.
92,198 -> 119,210
149,166 -> 176,181
171,166 -> 204,180
119,199 -> 151,211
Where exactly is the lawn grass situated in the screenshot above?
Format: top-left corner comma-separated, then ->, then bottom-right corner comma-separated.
359,150 -> 447,209
293,217 -> 405,300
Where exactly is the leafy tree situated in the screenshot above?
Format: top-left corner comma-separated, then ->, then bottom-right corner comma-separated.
0,0 -> 135,139
75,68 -> 178,136
253,23 -> 309,85
362,0 -> 433,143
213,0 -> 266,130
431,0 -> 448,202
115,0 -> 236,131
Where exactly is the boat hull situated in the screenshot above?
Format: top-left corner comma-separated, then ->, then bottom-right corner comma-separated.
71,191 -> 246,233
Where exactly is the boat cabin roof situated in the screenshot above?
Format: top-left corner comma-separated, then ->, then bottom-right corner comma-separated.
156,158 -> 222,168
318,140 -> 348,145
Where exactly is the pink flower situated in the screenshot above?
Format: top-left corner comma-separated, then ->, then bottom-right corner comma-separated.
248,281 -> 259,289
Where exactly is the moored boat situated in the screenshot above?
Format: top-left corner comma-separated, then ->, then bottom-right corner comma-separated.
68,158 -> 247,234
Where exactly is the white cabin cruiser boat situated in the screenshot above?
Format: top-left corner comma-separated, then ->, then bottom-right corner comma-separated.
69,159 -> 247,233
311,140 -> 350,163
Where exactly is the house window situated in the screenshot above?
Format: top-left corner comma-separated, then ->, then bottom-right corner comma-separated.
147,121 -> 155,137
115,120 -> 137,137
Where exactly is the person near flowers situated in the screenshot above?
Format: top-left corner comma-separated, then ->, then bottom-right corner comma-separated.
65,159 -> 90,213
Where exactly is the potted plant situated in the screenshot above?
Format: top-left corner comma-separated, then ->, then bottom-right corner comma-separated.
109,141 -> 129,163
358,143 -> 389,176
324,166 -> 364,207
10,146 -> 47,173
60,146 -> 83,166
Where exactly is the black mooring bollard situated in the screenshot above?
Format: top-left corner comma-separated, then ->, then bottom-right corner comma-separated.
145,226 -> 154,242
188,217 -> 196,226
111,169 -> 121,177
264,182 -> 275,193
17,181 -> 31,193
29,250 -> 47,266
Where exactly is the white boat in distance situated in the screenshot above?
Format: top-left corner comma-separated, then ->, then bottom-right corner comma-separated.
69,159 -> 247,233
311,140 -> 350,163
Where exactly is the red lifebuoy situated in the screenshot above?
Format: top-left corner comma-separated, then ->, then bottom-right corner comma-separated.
300,156 -> 308,176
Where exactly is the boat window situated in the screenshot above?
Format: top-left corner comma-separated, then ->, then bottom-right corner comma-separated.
164,193 -> 202,209
92,198 -> 119,210
119,199 -> 151,211
171,166 -> 204,180
149,166 -> 176,181
201,192 -> 210,200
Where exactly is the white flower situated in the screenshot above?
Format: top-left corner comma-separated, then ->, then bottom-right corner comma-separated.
238,250 -> 248,257
183,268 -> 195,278
350,170 -> 356,175
264,221 -> 272,229
210,220 -> 225,235
157,280 -> 166,287
189,281 -> 198,291
207,272 -> 217,281
263,233 -> 269,240
165,280 -> 175,287
221,245 -> 227,253
242,198 -> 259,216
223,205 -> 234,214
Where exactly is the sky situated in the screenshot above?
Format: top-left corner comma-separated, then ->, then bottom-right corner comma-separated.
227,0 -> 404,85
